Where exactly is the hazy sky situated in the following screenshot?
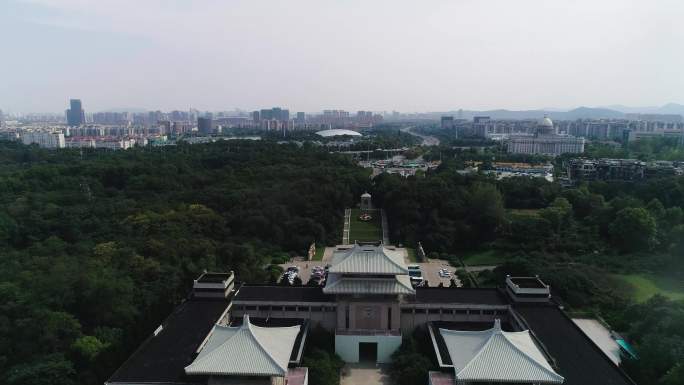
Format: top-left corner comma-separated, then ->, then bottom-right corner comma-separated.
2,0 -> 683,113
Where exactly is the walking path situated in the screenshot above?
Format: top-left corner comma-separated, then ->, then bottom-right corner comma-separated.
342,208 -> 351,244
380,209 -> 389,244
340,363 -> 393,385
465,264 -> 498,273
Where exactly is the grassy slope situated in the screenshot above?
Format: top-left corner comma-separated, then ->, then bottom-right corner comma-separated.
312,246 -> 325,261
406,248 -> 417,263
460,250 -> 505,266
613,273 -> 684,302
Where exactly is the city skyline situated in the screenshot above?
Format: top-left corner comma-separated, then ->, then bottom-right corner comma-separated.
4,98 -> 684,117
2,0 -> 684,113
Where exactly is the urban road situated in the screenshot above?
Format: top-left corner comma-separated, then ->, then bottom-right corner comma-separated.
400,126 -> 440,146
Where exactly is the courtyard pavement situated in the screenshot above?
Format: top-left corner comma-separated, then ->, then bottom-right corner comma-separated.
340,363 -> 393,385
279,248 -> 463,287
415,258 -> 462,287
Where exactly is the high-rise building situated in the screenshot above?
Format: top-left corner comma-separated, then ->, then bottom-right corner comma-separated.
296,112 -> 305,124
441,116 -> 455,129
92,112 -> 129,125
66,99 -> 85,126
197,117 -> 213,134
257,108 -> 291,122
260,109 -> 273,120
0,109 -> 4,128
170,110 -> 189,121
158,120 -> 171,135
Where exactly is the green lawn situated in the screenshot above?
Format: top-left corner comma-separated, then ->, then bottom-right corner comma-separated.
349,208 -> 382,243
312,246 -> 325,261
613,273 -> 684,302
406,248 -> 417,263
460,250 -> 505,266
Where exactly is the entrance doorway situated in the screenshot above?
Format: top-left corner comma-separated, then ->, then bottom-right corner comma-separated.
358,342 -> 377,363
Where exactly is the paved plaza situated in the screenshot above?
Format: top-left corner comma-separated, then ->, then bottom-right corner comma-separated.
340,363 -> 393,385
280,248 -> 461,287
414,258 -> 461,287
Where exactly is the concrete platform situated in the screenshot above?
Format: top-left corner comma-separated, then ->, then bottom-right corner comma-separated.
572,318 -> 621,365
340,363 -> 393,385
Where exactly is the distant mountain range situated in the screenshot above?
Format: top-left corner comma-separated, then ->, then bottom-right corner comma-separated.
438,103 -> 684,120
94,103 -> 684,120
601,103 -> 684,115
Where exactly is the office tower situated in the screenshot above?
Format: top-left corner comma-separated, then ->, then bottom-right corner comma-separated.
260,109 -> 273,120
271,107 -> 289,121
66,99 -> 85,126
441,116 -> 454,129
158,120 -> 171,135
197,117 -> 213,135
0,109 -> 4,128
272,108 -> 282,121
296,112 -> 305,124
258,108 -> 290,122
170,110 -> 189,121
252,111 -> 260,122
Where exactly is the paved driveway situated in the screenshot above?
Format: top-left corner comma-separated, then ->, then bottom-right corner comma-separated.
414,259 -> 461,287
340,363 -> 393,385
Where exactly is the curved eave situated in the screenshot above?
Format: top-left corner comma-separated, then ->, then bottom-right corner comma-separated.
323,276 -> 415,295
185,368 -> 286,377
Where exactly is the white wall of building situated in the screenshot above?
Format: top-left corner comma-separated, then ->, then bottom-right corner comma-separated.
20,130 -> 65,148
334,334 -> 402,363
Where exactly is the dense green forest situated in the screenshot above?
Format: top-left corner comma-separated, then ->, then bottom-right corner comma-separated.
372,159 -> 684,385
1,137 -> 683,385
0,141 -> 369,385
583,137 -> 684,161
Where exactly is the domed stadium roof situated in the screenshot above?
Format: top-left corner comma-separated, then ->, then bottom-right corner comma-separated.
538,117 -> 553,127
315,129 -> 362,137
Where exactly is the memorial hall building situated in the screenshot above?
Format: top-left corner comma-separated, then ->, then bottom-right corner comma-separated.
106,243 -> 634,385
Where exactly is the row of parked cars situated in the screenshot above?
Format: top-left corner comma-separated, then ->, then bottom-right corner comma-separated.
282,265 -> 330,285
310,265 -> 329,284
408,264 -> 424,286
408,264 -> 453,286
283,266 -> 300,284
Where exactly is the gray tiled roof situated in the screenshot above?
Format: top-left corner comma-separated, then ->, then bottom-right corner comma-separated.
440,319 -> 564,384
185,315 -> 300,377
323,274 -> 415,295
329,244 -> 408,274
